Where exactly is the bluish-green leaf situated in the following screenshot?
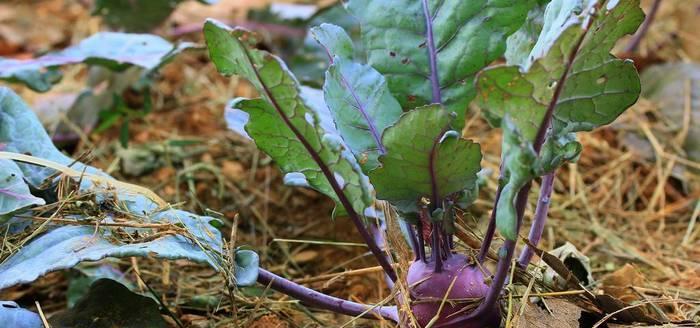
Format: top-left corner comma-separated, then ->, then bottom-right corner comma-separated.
346,0 -> 532,128
0,301 -> 42,328
0,33 -> 195,92
0,87 -> 226,289
0,160 -> 44,221
369,105 -> 481,207
204,20 -> 372,216
234,249 -> 259,286
312,24 -> 403,170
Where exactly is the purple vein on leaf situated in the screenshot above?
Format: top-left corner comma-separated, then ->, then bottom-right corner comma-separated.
237,43 -> 397,282
422,0 -> 442,104
0,187 -> 35,201
428,122 -> 450,207
318,45 -> 386,154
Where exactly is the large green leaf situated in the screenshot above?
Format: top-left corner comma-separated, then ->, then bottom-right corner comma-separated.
204,20 -> 372,216
346,0 -> 532,128
0,87 -> 260,290
369,105 -> 481,208
477,0 -> 643,140
476,0 -> 644,240
0,33 -> 195,92
312,24 -> 403,170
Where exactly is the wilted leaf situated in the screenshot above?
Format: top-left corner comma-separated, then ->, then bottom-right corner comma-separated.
594,294 -> 662,325
600,263 -> 644,303
347,0 -> 532,128
542,241 -> 594,289
0,87 -> 250,290
0,214 -> 218,290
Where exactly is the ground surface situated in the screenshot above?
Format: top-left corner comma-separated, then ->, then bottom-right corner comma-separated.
0,0 -> 699,327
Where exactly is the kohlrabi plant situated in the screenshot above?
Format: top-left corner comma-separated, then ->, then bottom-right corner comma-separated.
205,0 -> 644,326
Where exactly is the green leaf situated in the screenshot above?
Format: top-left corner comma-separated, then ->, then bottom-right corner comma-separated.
0,33 -> 195,92
93,0 -> 216,32
94,0 -> 178,32
477,0 -> 643,141
346,0 -> 532,128
312,24 -> 403,170
204,20 -> 372,216
369,105 -> 481,208
477,0 -> 644,240
495,119 -> 536,241
310,23 -> 355,60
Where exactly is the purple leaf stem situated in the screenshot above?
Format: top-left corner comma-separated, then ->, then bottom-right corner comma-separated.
369,221 -> 395,290
431,221 -> 443,272
406,221 -> 421,261
416,218 -> 427,263
518,172 -> 555,267
421,0 -> 442,103
625,0 -> 662,52
257,268 -> 399,321
477,183 -> 502,263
